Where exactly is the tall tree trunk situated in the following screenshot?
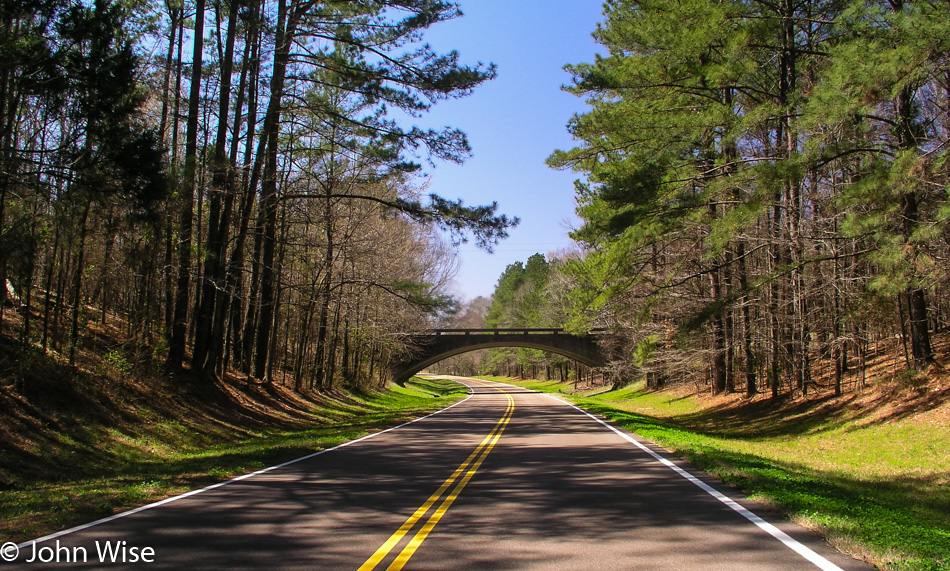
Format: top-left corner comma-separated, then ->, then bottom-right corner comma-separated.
721,87 -> 756,397
0,24 -> 20,327
211,10 -> 255,377
327,302 -> 343,390
54,217 -> 76,353
906,286 -> 932,369
709,264 -> 727,395
168,0 -> 206,371
0,90 -> 19,328
98,207 -> 116,324
265,202 -> 290,383
252,0 -> 296,381
194,0 -> 239,376
19,206 -> 38,344
158,3 -> 180,152
163,13 -> 184,340
41,215 -> 62,352
768,211 -> 782,400
778,0 -> 810,395
730,232 -> 757,397
704,166 -> 727,394
723,250 -> 735,394
68,200 -> 91,365
894,77 -> 933,368
313,252 -> 333,390
226,3 -> 262,372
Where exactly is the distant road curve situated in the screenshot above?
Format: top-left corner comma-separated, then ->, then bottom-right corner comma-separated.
8,377 -> 870,570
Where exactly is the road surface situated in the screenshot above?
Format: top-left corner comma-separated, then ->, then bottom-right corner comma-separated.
4,377 -> 869,570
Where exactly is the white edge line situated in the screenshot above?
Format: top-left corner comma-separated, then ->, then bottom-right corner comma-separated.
541,393 -> 844,571
18,390 -> 475,549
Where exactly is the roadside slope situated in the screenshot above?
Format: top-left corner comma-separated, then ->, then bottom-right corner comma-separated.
0,335 -> 467,543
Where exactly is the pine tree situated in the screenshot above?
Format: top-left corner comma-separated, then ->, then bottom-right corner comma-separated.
810,0 -> 950,370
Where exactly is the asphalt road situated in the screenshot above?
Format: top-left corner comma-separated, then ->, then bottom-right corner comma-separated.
5,377 -> 871,570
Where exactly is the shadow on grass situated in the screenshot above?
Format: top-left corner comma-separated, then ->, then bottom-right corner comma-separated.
0,335 -> 467,541
620,382 -> 950,441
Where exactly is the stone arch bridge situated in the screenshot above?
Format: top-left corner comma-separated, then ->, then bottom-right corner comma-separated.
392,328 -> 610,385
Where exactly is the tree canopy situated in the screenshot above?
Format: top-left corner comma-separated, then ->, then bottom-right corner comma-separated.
546,0 -> 950,395
0,0 -> 515,390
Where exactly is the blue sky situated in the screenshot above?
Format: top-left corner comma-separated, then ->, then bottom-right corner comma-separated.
413,1 -> 605,302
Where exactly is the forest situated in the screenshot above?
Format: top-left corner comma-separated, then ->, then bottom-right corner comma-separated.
2,0 -> 950,399
0,0 -> 515,390
441,0 -> 950,399
3,4 -> 948,566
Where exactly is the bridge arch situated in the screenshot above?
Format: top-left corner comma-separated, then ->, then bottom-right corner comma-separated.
392,329 -> 608,384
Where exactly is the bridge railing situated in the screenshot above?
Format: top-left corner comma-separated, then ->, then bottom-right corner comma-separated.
428,328 -> 608,335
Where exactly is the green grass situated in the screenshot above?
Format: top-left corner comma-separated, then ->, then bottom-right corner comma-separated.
0,377 -> 468,543
489,377 -> 950,571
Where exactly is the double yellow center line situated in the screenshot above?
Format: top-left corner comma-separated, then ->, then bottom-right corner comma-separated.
358,389 -> 515,571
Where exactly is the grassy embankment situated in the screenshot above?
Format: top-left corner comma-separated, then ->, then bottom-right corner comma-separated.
481,375 -> 949,571
0,336 -> 468,544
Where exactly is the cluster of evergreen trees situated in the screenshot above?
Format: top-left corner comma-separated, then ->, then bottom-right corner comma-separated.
434,253 -> 594,382
0,0 -> 514,389
548,0 -> 950,396
482,254 -> 559,378
451,1 -> 949,397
